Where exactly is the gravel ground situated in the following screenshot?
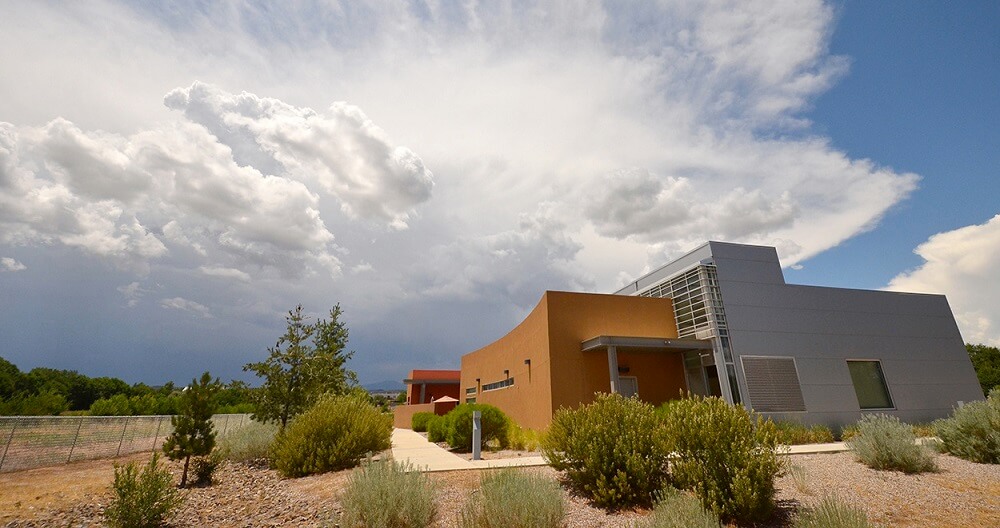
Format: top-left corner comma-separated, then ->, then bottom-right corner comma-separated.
2,451 -> 998,527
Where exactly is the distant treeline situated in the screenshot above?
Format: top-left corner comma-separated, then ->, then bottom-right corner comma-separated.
0,356 -> 253,416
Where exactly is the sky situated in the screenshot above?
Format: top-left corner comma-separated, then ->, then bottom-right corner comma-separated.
0,1 -> 997,388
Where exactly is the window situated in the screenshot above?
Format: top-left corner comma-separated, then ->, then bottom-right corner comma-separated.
847,360 -> 894,409
482,377 -> 514,392
465,386 -> 477,395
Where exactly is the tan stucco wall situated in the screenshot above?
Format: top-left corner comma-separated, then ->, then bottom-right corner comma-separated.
460,295 -> 553,431
461,291 -> 681,430
544,291 -> 680,413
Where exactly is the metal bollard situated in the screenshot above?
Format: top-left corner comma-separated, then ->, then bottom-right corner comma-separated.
472,410 -> 482,460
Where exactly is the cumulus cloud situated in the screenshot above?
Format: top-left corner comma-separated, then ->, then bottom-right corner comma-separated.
164,82 -> 434,230
0,257 -> 26,272
887,215 -> 1000,346
160,297 -> 213,318
415,203 -> 592,308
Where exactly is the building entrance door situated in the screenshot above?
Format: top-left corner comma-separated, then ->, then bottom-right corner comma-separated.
619,376 -> 638,398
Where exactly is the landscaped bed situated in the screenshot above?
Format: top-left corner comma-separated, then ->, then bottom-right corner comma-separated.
1,450 -> 997,527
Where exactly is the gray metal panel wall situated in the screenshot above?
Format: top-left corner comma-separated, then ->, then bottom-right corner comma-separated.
711,244 -> 984,428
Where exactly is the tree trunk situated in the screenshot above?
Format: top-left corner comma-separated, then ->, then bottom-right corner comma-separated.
181,455 -> 190,487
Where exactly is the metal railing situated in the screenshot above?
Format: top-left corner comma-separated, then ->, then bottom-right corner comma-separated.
0,413 -> 250,473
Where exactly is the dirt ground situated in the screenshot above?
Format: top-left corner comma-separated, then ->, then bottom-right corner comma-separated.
1,451 -> 998,527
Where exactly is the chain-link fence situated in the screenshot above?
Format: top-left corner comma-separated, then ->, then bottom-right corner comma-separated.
0,414 -> 250,473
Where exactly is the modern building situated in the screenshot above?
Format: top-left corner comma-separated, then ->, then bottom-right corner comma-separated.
400,241 -> 983,430
403,369 -> 461,405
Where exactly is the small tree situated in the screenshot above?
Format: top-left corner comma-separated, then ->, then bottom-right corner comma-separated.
243,304 -> 357,428
163,372 -> 219,487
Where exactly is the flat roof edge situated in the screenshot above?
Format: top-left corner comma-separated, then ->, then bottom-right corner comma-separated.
580,336 -> 713,352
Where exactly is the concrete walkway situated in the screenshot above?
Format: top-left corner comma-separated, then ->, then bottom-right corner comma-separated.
391,428 -> 850,473
390,428 -> 547,473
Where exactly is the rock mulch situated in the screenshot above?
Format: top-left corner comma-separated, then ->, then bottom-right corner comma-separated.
2,451 -> 999,527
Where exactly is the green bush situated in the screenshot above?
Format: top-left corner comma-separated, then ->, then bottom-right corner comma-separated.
507,423 -> 543,451
659,394 -> 781,524
794,495 -> 875,528
774,421 -> 835,445
634,490 -> 721,528
218,420 -> 279,463
441,404 -> 511,452
542,393 -> 667,509
104,453 -> 183,528
426,415 -> 448,443
339,459 -> 435,528
411,412 -> 436,432
459,469 -> 564,528
270,393 -> 392,477
847,414 -> 936,473
933,388 -> 1000,464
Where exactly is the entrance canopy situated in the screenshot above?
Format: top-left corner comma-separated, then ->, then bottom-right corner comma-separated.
581,335 -> 713,396
580,335 -> 712,353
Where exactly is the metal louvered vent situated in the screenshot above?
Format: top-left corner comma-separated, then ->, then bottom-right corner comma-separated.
741,356 -> 806,412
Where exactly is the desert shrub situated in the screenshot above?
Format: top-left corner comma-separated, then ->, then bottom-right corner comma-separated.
838,424 -> 858,441
933,388 -> 1000,464
270,393 -> 392,477
774,421 -> 835,445
411,412 -> 436,432
459,469 -> 564,528
507,422 -> 543,451
659,394 -> 781,524
218,420 -> 279,463
442,404 -> 510,451
191,449 -> 224,486
634,490 -> 721,528
793,495 -> 875,528
339,459 -> 435,528
910,422 -> 936,438
542,393 -> 667,509
426,415 -> 448,443
105,453 -> 183,528
788,464 -> 810,495
847,414 -> 936,473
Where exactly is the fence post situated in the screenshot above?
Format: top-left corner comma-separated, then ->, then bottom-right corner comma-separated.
151,416 -> 164,452
67,418 -> 84,463
0,419 -> 19,472
116,416 -> 130,458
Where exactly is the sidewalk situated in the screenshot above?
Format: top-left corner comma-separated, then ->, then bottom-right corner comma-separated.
390,428 -> 851,473
390,428 -> 547,473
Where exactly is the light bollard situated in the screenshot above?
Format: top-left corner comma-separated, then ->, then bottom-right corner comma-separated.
472,410 -> 482,460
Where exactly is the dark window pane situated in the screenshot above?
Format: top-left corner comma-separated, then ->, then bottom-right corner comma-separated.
847,361 -> 893,409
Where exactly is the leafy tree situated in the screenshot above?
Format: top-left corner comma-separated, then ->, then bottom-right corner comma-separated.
162,372 -> 220,487
968,343 -> 1000,396
0,356 -> 23,400
243,304 -> 357,429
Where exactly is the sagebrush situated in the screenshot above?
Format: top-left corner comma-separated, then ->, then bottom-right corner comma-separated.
270,393 -> 391,477
634,490 -> 721,528
339,459 -> 435,528
794,495 -> 875,528
507,423 -> 543,451
933,388 -> 1000,464
104,453 -> 183,528
542,393 -> 667,509
459,469 -> 564,528
659,394 -> 781,524
219,420 -> 279,462
847,414 -> 936,473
